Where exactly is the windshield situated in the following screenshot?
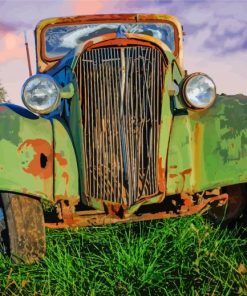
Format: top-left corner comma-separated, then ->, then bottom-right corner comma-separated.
44,23 -> 175,59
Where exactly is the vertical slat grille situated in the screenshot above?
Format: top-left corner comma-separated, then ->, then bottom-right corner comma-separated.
75,46 -> 164,206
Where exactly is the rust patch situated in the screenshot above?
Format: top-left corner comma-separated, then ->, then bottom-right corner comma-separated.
86,38 -> 157,51
46,192 -> 229,229
180,168 -> 192,175
18,139 -> 53,179
0,106 -> 6,112
193,123 -> 203,185
169,173 -> 178,178
55,153 -> 68,166
179,168 -> 192,187
158,157 -> 166,192
182,195 -> 193,207
102,201 -> 128,218
169,165 -> 177,169
62,172 -> 69,185
59,200 -> 74,225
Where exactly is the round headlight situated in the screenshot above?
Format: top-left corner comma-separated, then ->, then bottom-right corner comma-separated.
182,73 -> 216,109
22,74 -> 60,114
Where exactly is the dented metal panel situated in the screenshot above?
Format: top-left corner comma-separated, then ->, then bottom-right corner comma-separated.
0,105 -> 80,205
46,190 -> 229,228
0,105 -> 53,201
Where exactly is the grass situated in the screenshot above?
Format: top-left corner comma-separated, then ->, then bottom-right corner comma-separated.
0,214 -> 246,295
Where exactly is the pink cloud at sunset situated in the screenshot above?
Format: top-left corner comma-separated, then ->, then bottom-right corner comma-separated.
0,33 -> 26,63
0,0 -> 246,105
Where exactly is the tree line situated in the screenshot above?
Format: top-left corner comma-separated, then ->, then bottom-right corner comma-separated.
0,81 -> 7,103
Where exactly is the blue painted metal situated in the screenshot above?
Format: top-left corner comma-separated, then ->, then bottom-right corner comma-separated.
0,208 -> 4,221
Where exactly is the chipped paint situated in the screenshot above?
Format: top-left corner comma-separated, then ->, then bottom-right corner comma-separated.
2,14 -> 246,230
55,153 -> 68,166
167,94 -> 247,195
46,191 -> 229,228
158,158 -> 166,192
0,105 -> 53,201
18,139 -> 53,179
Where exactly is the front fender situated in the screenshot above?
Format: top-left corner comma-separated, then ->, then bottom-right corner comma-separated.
166,94 -> 247,194
0,104 -> 79,204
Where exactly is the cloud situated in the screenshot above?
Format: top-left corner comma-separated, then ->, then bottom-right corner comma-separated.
109,0 -> 247,56
185,49 -> 247,95
0,21 -> 18,36
0,33 -> 26,63
65,0 -> 105,14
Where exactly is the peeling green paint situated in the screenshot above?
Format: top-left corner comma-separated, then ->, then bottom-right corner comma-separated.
166,95 -> 247,195
2,16 -> 246,219
0,106 -> 53,201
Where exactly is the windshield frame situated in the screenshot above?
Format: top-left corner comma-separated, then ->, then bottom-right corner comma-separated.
42,22 -> 177,61
36,14 -> 183,72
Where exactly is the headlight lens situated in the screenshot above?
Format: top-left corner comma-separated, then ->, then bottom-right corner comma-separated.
182,73 -> 216,109
22,74 -> 60,114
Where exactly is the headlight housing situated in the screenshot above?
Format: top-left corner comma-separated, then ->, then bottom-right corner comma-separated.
22,74 -> 60,114
182,73 -> 216,109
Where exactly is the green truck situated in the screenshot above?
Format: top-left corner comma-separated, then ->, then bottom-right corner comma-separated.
0,14 -> 246,263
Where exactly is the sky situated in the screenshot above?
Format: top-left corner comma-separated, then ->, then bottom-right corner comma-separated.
0,0 -> 247,104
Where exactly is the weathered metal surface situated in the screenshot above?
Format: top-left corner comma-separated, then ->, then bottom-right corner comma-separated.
0,105 -> 80,204
2,13 -> 245,226
46,191 -> 228,228
166,94 -> 247,195
75,46 -> 163,205
53,119 -> 80,203
35,14 -> 184,73
0,105 -> 53,200
70,33 -> 178,212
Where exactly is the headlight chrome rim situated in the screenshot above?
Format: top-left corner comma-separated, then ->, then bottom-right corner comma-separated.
181,72 -> 216,110
21,74 -> 61,114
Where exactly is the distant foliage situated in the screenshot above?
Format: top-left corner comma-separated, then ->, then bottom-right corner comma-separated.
0,81 -> 7,103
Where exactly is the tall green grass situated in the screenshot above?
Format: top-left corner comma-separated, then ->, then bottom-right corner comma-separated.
0,215 -> 246,295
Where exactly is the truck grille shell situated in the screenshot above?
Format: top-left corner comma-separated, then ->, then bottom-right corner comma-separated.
75,45 -> 165,206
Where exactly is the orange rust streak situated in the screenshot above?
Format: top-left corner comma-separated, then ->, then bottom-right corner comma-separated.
169,165 -> 177,169
62,172 -> 69,185
183,197 -> 193,207
87,38 -> 157,50
179,168 -> 192,189
180,168 -> 192,176
45,194 -> 229,229
55,153 -> 68,166
102,200 -> 128,216
0,107 -> 6,112
158,157 -> 166,192
169,174 -> 178,178
193,123 -> 203,189
18,139 -> 53,179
